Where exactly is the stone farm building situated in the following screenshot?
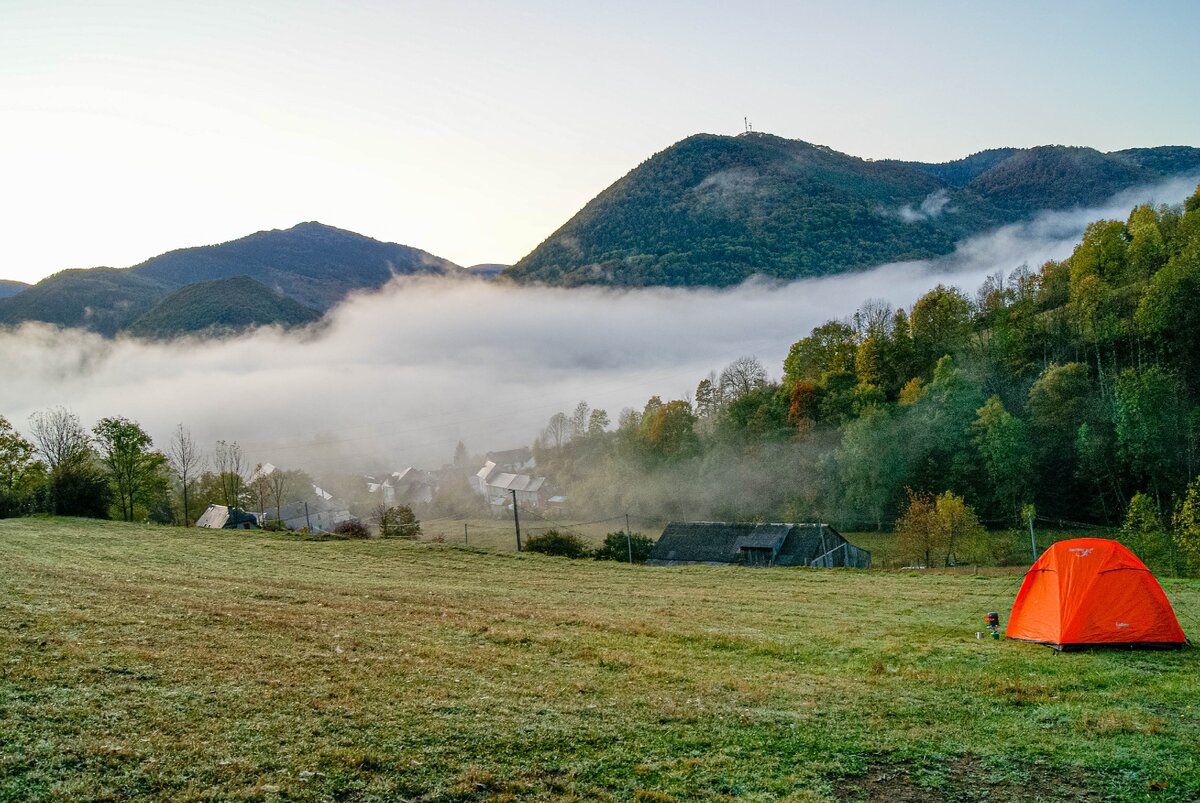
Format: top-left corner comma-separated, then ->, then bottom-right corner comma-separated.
648,522 -> 871,568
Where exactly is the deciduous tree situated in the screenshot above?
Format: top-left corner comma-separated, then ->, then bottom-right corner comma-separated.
213,440 -> 247,508
375,503 -> 421,538
93,416 -> 166,522
973,396 -> 1032,523
166,424 -> 204,526
0,417 -> 44,517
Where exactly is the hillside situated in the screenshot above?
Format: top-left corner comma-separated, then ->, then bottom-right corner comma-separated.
0,267 -> 172,336
506,134 -> 1200,287
0,222 -> 461,337
3,517 -> 1198,801
125,276 -> 322,339
0,279 -> 28,299
133,221 -> 460,310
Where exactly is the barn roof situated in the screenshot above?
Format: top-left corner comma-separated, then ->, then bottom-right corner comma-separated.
648,521 -> 869,568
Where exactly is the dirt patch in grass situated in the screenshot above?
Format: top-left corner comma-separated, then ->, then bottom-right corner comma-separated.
833,757 -> 1110,803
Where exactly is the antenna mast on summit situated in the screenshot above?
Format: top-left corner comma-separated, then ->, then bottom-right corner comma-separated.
744,117 -> 753,134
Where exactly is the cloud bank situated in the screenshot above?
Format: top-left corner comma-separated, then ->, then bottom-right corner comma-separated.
1,175 -> 1195,475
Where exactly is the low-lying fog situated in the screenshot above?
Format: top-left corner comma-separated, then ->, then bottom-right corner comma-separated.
2,176 -> 1196,475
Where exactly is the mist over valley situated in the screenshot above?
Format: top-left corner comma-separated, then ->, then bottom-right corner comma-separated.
2,172 -> 1195,477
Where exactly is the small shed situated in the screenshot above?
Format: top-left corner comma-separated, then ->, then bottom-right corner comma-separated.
647,521 -> 870,568
196,504 -> 258,530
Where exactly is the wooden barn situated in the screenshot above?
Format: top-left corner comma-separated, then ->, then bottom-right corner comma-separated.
647,522 -> 870,568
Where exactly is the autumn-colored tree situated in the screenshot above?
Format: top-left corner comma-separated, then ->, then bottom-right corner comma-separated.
640,399 -> 698,461
931,491 -> 988,567
787,381 -> 819,429
784,320 -> 856,385
895,489 -> 986,567
896,489 -> 939,568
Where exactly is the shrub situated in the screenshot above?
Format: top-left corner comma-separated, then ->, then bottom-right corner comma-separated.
375,504 -> 421,539
594,531 -> 656,563
43,469 -> 112,519
523,529 -> 591,558
333,518 -> 371,539
1121,492 -> 1176,574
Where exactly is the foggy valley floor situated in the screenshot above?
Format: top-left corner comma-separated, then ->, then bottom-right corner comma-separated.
3,518 -> 1199,801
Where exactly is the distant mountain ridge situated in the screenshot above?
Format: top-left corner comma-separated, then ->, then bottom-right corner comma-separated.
0,280 -> 29,299
505,134 -> 1200,287
0,222 -> 461,337
5,134 -> 1199,334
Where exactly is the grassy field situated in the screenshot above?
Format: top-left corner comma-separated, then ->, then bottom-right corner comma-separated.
417,515 -> 639,554
2,518 -> 1199,801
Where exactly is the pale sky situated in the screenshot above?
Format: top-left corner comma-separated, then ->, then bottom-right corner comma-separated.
2,0 -> 1198,285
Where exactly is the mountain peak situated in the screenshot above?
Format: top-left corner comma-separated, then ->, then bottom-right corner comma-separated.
505,133 -> 1200,288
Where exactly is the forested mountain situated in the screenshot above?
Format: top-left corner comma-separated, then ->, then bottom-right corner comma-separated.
533,184 -> 1200,572
506,134 -> 1200,287
125,276 -> 321,339
0,268 -> 172,336
0,222 -> 461,337
0,280 -> 29,299
133,222 -> 460,310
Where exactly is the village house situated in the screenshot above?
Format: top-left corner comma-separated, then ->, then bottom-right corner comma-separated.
372,467 -> 437,507
471,448 -> 549,512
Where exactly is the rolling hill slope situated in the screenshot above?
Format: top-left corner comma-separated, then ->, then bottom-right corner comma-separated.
0,279 -> 28,299
0,222 -> 461,337
125,276 -> 322,339
507,133 -> 1200,287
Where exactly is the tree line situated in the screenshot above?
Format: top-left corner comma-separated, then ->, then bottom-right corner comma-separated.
531,183 -> 1200,573
0,409 -> 311,527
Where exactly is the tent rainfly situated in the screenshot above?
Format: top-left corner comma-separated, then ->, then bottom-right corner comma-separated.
1006,538 -> 1187,651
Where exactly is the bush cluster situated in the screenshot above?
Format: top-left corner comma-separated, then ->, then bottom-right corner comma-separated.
594,531 -> 656,563
523,530 -> 592,558
522,529 -> 654,562
333,518 -> 371,539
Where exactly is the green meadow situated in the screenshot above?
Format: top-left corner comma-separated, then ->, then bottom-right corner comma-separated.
2,518 -> 1198,801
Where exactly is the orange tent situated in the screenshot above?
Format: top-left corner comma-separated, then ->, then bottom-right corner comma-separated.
1006,538 -> 1187,651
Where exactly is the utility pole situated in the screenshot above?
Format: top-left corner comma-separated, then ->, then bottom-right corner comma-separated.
464,522 -> 468,546
511,489 -> 522,552
1025,506 -> 1038,561
626,512 -> 633,564
304,501 -> 312,532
